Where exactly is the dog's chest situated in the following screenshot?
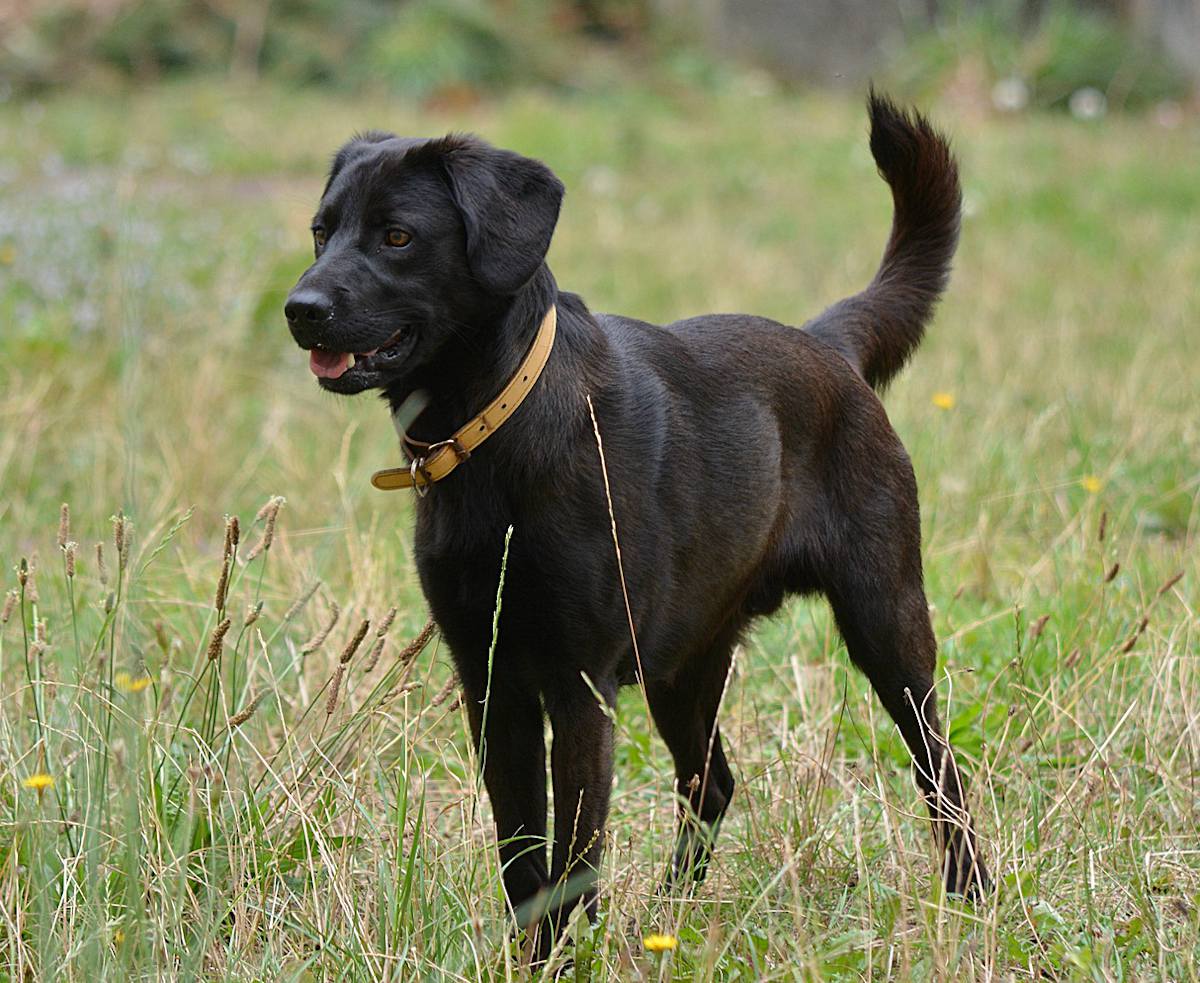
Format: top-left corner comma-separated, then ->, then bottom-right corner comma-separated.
410,488 -> 630,676
412,496 -> 542,647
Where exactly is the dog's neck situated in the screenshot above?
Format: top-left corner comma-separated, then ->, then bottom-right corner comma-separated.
387,265 -> 560,449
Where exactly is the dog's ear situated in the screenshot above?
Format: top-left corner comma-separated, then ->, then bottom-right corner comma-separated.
324,131 -> 395,194
433,137 -> 565,295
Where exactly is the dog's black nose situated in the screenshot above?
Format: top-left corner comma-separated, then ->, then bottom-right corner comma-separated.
284,290 -> 333,326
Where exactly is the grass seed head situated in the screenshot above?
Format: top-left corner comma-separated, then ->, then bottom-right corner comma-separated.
1,590 -> 16,625
325,664 -> 345,716
229,691 -> 263,727
1119,616 -> 1150,653
17,558 -> 28,587
1157,570 -> 1184,597
26,556 -> 39,605
398,618 -> 437,667
207,617 -> 232,661
363,636 -> 386,673
1104,562 -> 1120,583
243,601 -> 263,627
301,601 -> 339,655
1028,614 -> 1050,641
363,606 -> 400,671
65,541 -> 77,578
246,496 -> 285,561
339,618 -> 371,665
214,556 -> 230,612
223,514 -> 240,559
376,606 -> 397,638
429,675 -> 457,708
58,503 -> 70,548
112,512 -> 127,566
283,580 -> 321,622
95,543 -> 108,585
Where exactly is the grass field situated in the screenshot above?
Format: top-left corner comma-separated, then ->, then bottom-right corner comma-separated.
1,77 -> 1198,980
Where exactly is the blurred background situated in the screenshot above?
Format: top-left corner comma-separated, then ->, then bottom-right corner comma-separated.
2,0 -> 1199,112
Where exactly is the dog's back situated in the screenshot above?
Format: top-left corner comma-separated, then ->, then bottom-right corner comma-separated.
597,88 -> 960,419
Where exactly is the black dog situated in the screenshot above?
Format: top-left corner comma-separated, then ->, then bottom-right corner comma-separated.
286,91 -> 989,955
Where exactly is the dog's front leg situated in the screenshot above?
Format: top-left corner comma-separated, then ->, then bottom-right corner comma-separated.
537,673 -> 617,957
461,677 -> 550,934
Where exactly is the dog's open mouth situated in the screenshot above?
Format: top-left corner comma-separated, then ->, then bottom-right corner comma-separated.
308,329 -> 410,393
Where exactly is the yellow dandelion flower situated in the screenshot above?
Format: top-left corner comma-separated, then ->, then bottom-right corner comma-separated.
1081,475 -> 1103,494
0,243 -> 15,266
113,929 -> 125,945
23,773 -> 54,791
931,392 -> 956,411
115,671 -> 153,693
643,933 -> 678,953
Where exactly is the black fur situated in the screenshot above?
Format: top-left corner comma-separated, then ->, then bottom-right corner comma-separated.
806,89 -> 962,389
433,137 -> 565,294
286,91 -> 990,959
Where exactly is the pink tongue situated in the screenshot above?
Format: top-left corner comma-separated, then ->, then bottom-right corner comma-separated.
309,350 -> 351,379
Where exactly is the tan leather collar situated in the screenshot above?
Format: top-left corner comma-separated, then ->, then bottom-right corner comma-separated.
371,304 -> 557,493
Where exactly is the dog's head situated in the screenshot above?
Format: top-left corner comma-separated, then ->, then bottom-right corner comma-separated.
285,132 -> 564,395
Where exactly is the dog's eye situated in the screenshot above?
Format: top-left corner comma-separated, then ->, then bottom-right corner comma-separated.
312,227 -> 326,248
386,229 -> 413,248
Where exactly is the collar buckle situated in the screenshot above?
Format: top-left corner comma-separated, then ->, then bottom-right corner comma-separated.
373,304 -> 557,493
424,437 -> 471,464
408,438 -> 469,498
409,458 -> 432,497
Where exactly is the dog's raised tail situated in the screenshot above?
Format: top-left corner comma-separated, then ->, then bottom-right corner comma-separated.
805,89 -> 961,390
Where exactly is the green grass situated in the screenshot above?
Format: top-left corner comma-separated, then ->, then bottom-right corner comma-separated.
1,76 -> 1197,980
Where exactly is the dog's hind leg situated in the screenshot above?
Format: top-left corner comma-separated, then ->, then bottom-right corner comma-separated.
647,623 -> 739,886
825,557 -> 991,897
